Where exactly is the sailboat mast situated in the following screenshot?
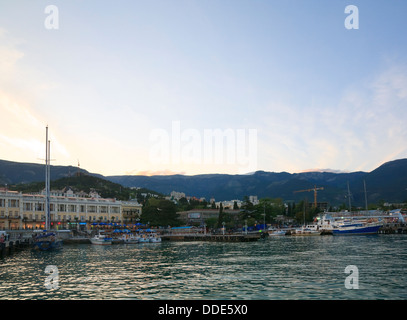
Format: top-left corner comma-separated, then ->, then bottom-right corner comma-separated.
47,140 -> 51,230
347,181 -> 352,213
364,180 -> 368,211
45,126 -> 51,230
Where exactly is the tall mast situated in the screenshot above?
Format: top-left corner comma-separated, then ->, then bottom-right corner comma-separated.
47,139 -> 51,229
45,126 -> 51,230
364,180 -> 368,211
347,181 -> 352,213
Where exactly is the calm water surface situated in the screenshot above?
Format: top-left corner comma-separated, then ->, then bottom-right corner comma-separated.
1,235 -> 406,300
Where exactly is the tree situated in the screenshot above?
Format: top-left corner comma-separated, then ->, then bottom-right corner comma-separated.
239,196 -> 255,221
217,203 -> 224,228
205,217 -> 218,229
141,199 -> 181,227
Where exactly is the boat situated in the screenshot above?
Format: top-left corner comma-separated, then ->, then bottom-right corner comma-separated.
90,233 -> 113,245
138,234 -> 150,243
148,233 -> 162,243
121,233 -> 141,244
268,228 -> 286,236
291,226 -> 321,236
331,182 -> 382,235
332,220 -> 382,235
33,231 -> 63,251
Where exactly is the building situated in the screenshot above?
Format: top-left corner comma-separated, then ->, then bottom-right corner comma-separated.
177,209 -> 241,225
121,200 -> 143,225
249,195 -> 259,205
170,191 -> 186,200
0,188 -> 142,231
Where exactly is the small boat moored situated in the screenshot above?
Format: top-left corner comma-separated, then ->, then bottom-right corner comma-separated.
32,231 -> 63,251
121,233 -> 141,244
268,229 -> 286,236
148,233 -> 162,243
291,227 -> 321,236
90,232 -> 113,245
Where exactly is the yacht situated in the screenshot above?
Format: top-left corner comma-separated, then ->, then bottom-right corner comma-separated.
332,220 -> 382,235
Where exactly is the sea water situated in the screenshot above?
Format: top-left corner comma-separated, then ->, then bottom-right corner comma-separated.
0,234 -> 406,300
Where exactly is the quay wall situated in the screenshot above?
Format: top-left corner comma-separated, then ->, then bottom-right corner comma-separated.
162,233 -> 264,242
379,223 -> 407,234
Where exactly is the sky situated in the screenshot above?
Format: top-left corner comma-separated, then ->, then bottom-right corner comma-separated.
1,0 -> 407,176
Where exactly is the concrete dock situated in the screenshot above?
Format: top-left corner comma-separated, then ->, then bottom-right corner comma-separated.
162,233 -> 265,242
378,223 -> 407,234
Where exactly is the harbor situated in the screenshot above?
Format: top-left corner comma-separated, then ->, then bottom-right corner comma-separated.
1,216 -> 406,258
1,233 -> 407,300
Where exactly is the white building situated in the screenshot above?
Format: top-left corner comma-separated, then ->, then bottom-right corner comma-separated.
0,188 -> 142,230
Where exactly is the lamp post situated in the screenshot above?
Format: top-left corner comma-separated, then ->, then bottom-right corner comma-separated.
263,203 -> 266,232
222,221 -> 225,236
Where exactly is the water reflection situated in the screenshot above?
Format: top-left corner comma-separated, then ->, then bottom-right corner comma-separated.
0,235 -> 406,299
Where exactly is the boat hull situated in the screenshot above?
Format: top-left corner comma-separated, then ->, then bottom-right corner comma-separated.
90,238 -> 112,245
122,239 -> 140,244
333,224 -> 382,235
33,240 -> 63,251
291,231 -> 320,236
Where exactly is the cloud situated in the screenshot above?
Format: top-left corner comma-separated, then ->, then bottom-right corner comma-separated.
258,62 -> 407,173
0,28 -> 24,78
126,169 -> 187,176
0,30 -> 70,164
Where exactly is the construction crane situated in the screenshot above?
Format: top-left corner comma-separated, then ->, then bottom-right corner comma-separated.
294,185 -> 324,208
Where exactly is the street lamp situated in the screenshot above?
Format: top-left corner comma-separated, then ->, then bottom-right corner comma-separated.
263,203 -> 266,232
222,221 -> 225,235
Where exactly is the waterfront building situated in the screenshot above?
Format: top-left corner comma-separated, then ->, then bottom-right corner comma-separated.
0,188 -> 142,230
121,200 -> 143,225
177,209 -> 241,225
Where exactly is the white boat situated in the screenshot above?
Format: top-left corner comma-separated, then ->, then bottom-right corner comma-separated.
268,229 -> 286,236
90,233 -> 112,245
291,226 -> 321,236
138,234 -> 150,243
148,233 -> 162,243
121,233 -> 141,244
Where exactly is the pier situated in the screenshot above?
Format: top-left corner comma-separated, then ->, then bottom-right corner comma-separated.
378,223 -> 407,234
0,229 -> 73,258
162,233 -> 265,242
0,238 -> 32,258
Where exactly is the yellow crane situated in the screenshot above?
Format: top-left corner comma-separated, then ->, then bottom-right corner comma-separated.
294,185 -> 324,208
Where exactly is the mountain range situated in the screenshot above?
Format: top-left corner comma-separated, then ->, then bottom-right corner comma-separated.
1,158 -> 406,207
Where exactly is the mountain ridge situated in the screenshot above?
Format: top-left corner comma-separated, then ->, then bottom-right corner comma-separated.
1,158 -> 406,206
